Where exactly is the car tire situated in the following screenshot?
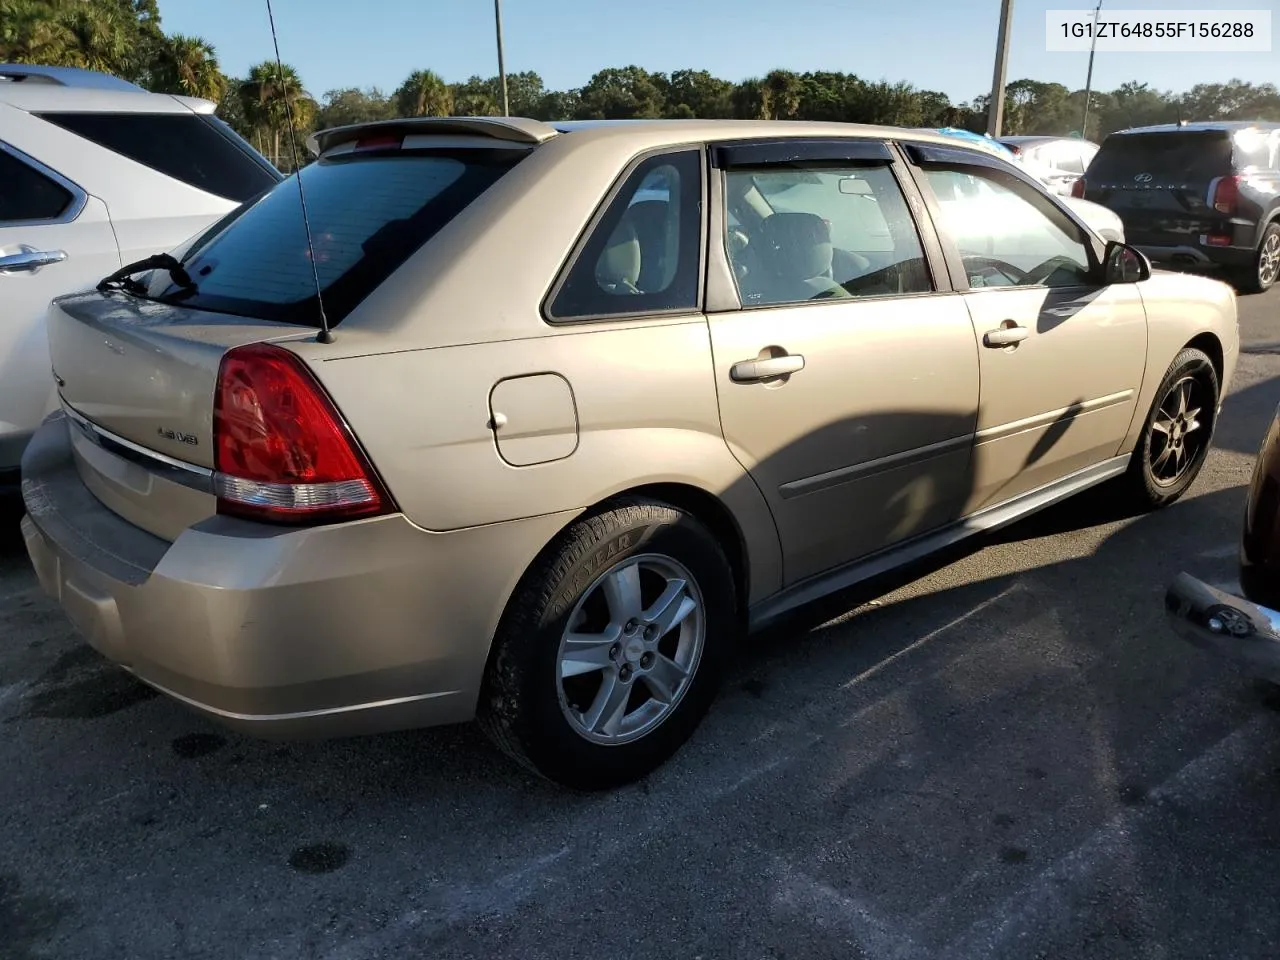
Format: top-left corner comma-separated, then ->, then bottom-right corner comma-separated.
477,497 -> 737,790
1234,222 -> 1280,295
1122,346 -> 1220,509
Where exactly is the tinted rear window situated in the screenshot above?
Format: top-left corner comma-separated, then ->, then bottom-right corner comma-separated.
144,148 -> 526,327
37,112 -> 281,202
1089,131 -> 1233,183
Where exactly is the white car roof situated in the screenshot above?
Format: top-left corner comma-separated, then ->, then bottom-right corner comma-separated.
0,64 -> 214,114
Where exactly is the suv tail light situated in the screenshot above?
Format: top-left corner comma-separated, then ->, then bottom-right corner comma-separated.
213,343 -> 393,524
1070,177 -> 1086,199
1211,175 -> 1241,214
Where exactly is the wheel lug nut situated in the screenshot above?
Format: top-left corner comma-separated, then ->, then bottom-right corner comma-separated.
609,644 -> 620,659
641,652 -> 654,668
644,625 -> 657,641
619,665 -> 632,681
625,619 -> 638,633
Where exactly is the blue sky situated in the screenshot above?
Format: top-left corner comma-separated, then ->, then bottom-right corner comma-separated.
157,0 -> 1278,102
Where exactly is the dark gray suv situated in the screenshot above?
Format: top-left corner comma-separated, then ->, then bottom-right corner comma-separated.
1075,121 -> 1280,293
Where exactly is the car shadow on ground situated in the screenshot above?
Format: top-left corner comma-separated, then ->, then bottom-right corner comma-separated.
6,392 -> 1280,958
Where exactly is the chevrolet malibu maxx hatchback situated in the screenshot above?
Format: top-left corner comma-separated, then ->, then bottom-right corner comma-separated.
20,117 -> 1239,789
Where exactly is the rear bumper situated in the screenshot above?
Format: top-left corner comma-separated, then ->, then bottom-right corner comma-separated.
19,415 -> 575,738
1135,243 -> 1255,270
1165,572 -> 1280,680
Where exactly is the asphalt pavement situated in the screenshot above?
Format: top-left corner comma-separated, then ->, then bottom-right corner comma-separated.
2,284 -> 1280,960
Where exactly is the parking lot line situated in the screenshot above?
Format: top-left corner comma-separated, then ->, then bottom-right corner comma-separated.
840,583 -> 1025,692
936,712 -> 1275,959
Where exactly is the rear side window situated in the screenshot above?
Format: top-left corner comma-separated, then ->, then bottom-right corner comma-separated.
37,112 -> 280,202
1089,131 -> 1233,182
146,148 -> 527,327
0,147 -> 73,222
547,149 -> 704,321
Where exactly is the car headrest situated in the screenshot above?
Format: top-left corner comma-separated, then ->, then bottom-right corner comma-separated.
760,211 -> 834,282
595,215 -> 641,290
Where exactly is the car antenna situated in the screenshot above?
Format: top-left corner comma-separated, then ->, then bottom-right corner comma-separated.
264,0 -> 333,344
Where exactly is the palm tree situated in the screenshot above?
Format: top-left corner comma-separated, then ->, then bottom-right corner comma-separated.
153,34 -> 226,102
240,60 -> 316,170
761,69 -> 803,121
0,0 -> 78,65
394,69 -> 453,118
64,1 -> 131,75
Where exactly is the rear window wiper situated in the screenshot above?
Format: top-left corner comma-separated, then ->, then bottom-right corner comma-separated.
97,253 -> 197,295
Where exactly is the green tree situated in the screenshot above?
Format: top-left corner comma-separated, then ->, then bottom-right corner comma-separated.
797,71 -> 861,122
315,87 -> 394,129
451,75 -> 499,116
394,69 -> 453,117
241,60 -> 316,171
845,80 -> 924,127
665,69 -> 733,118
149,34 -> 226,101
760,69 -> 804,120
535,88 -> 580,120
577,66 -> 666,119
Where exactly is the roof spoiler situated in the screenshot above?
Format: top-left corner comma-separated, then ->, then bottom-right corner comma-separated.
0,64 -> 146,92
306,116 -> 560,157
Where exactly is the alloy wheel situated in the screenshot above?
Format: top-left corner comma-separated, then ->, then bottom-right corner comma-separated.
1260,231 -> 1280,289
556,553 -> 705,745
1148,373 -> 1210,487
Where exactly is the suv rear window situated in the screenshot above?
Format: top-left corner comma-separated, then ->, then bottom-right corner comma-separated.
145,148 -> 527,327
1088,131 -> 1233,183
37,112 -> 280,202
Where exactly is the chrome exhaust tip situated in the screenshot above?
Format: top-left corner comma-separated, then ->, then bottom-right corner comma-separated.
1165,572 -> 1280,679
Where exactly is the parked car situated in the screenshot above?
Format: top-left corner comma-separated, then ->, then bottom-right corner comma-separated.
1166,404 -> 1280,680
999,135 -> 1100,197
0,64 -> 282,490
19,117 -> 1239,789
1074,121 -> 1280,293
927,127 -> 1123,242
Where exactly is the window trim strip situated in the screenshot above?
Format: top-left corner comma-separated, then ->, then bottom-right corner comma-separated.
711,139 -> 894,168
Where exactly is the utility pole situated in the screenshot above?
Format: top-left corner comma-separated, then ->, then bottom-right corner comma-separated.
986,0 -> 1015,137
494,0 -> 510,116
1080,0 -> 1103,138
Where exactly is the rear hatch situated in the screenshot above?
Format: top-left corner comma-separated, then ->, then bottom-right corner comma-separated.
49,293 -> 307,539
47,129 -> 534,541
1082,130 -> 1233,244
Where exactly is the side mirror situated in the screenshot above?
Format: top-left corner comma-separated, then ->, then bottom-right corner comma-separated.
1104,240 -> 1151,284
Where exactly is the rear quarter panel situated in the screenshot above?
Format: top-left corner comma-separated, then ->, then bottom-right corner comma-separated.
308,318 -> 784,604
1120,270 -> 1240,454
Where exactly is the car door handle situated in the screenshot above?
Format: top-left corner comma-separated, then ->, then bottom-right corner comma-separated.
730,354 -> 805,382
0,247 -> 68,274
983,325 -> 1030,347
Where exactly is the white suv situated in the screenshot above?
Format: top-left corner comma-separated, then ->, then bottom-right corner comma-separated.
0,64 -> 281,488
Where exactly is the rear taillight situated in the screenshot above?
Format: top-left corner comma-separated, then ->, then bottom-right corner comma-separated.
1211,175 -> 1241,214
213,343 -> 392,525
1070,177 -> 1086,199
